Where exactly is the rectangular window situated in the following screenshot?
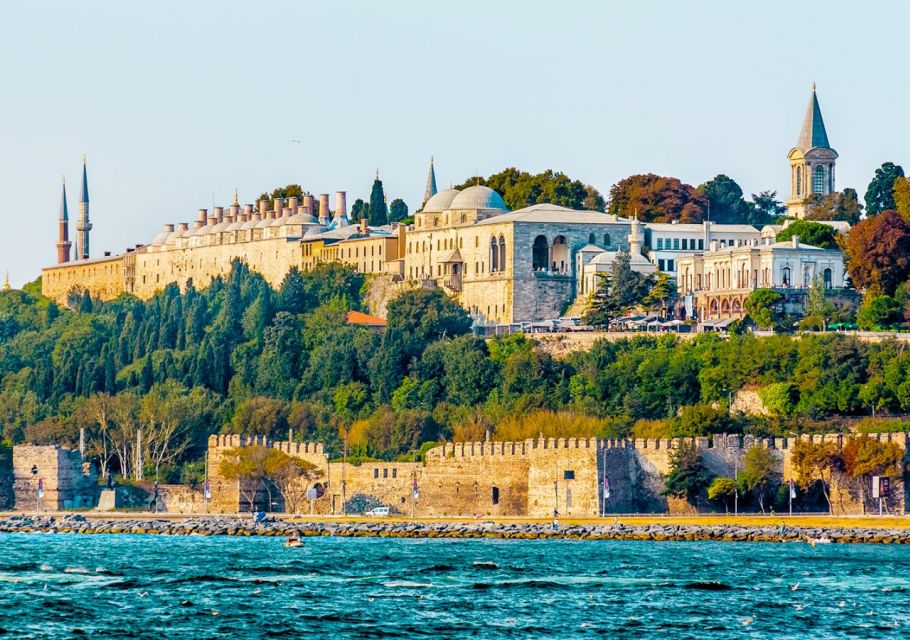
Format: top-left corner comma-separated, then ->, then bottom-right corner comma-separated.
698,239 -> 704,250
383,468 -> 388,478
658,259 -> 666,271
392,469 -> 397,478
682,239 -> 688,250
491,487 -> 500,505
667,259 -> 675,272
373,468 -> 379,479
656,238 -> 664,250
673,238 -> 680,250
564,470 -> 575,480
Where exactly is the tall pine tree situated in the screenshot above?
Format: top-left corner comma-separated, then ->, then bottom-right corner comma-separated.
369,175 -> 388,226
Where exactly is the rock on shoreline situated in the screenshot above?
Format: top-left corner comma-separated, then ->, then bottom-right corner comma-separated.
0,514 -> 909,544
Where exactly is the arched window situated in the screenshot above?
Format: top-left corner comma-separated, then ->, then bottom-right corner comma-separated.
532,235 -> 549,271
781,266 -> 791,287
603,234 -> 611,247
490,237 -> 499,272
813,165 -> 826,194
823,268 -> 832,289
796,168 -> 802,195
552,235 -> 568,273
588,233 -> 596,245
498,235 -> 506,272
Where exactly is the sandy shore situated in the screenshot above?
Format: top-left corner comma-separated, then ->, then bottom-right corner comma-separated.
2,513 -> 910,543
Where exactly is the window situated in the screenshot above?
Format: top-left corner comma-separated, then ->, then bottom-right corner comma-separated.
672,238 -> 680,250
658,259 -> 666,271
781,266 -> 791,287
490,237 -> 499,272
532,235 -> 549,270
667,259 -> 675,272
682,239 -> 688,250
588,233 -> 596,244
373,468 -> 379,479
823,268 -> 832,289
383,468 -> 388,478
491,487 -> 500,505
657,238 -> 664,250
498,235 -> 506,272
698,239 -> 704,250
813,165 -> 826,194
796,167 -> 802,195
564,470 -> 575,480
392,469 -> 397,478
603,234 -> 611,247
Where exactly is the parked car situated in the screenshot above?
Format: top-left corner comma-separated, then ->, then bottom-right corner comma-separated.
364,506 -> 390,517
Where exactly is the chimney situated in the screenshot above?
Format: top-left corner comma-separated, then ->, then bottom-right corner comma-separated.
243,204 -> 254,222
792,235 -> 799,249
273,197 -> 283,218
288,196 -> 299,214
360,217 -> 369,235
178,222 -> 189,232
259,199 -> 268,218
230,204 -> 240,221
197,209 -> 207,223
302,194 -> 314,216
335,191 -> 347,218
164,224 -> 175,233
710,240 -> 718,252
318,194 -> 330,224
214,206 -> 224,223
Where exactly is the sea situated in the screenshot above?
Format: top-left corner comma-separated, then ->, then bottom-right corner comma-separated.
0,534 -> 907,639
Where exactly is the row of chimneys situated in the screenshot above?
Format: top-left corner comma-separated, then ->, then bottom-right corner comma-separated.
159,191 -> 347,234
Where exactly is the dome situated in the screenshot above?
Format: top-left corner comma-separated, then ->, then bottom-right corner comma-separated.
303,226 -> 324,238
422,188 -> 460,213
449,185 -> 508,211
150,231 -> 170,246
225,221 -> 243,232
241,218 -> 258,230
287,213 -> 318,225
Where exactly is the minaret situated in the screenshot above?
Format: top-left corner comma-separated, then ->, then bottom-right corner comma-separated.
56,176 -> 72,264
75,155 -> 92,259
629,212 -> 643,256
786,84 -> 838,219
423,156 -> 437,204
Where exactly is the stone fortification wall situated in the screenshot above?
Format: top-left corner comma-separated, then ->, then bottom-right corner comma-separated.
41,255 -> 126,303
12,445 -> 97,510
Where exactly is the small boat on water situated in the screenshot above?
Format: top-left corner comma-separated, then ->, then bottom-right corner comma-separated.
807,537 -> 832,547
284,536 -> 303,548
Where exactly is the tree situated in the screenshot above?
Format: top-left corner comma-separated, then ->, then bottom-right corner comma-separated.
140,381 -> 213,481
698,174 -> 753,224
802,275 -> 837,330
775,220 -> 839,249
607,174 -> 708,222
257,184 -> 305,209
219,445 -> 271,512
894,177 -> 910,222
350,198 -> 369,223
757,382 -> 798,417
707,477 -> 737,513
840,435 -> 904,512
389,199 -> 409,222
750,190 -> 786,221
804,189 -> 863,225
385,288 -> 472,359
739,446 -> 778,513
454,168 -> 603,211
276,267 -> 308,316
662,443 -> 712,504
790,439 -> 838,513
369,176 -> 388,226
642,272 -> 677,317
856,295 -> 901,330
230,397 -> 290,437
582,251 -> 652,326
864,162 -> 905,216
744,289 -> 783,329
843,211 -> 910,295
263,449 -> 322,514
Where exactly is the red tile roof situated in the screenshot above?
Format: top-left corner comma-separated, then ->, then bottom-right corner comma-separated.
346,310 -> 387,327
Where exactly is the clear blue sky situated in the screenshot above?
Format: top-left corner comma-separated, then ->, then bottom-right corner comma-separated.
1,0 -> 907,286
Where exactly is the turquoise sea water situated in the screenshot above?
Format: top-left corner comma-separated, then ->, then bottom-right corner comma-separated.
0,534 -> 908,639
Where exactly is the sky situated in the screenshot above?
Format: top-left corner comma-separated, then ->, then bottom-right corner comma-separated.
1,0 -> 908,286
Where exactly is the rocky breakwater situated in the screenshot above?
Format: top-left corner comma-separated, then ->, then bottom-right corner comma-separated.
1,514 -> 910,544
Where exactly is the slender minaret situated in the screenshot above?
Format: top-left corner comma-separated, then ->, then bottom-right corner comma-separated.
56,176 -> 72,264
423,156 -> 437,204
75,155 -> 92,259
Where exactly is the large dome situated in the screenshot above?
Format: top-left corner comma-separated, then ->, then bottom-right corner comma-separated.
422,187 -> 460,213
449,185 -> 508,211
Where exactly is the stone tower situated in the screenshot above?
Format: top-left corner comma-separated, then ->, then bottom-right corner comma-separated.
56,177 -> 72,264
75,156 -> 92,260
786,84 -> 838,219
423,156 -> 438,205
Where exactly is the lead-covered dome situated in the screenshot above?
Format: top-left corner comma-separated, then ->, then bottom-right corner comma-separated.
422,188 -> 460,213
449,185 -> 508,211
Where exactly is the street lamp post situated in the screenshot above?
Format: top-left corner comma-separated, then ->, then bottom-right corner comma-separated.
30,465 -> 39,514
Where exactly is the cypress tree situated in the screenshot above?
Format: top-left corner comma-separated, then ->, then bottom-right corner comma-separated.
140,354 -> 154,392
79,290 -> 94,313
104,349 -> 117,392
369,176 -> 388,226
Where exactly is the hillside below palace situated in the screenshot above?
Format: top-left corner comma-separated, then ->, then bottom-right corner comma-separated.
41,87 -> 847,325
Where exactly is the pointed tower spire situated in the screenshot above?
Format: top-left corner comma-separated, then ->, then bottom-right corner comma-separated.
234,188 -> 239,206
2,272 -> 10,292
56,176 -> 72,264
796,83 -> 830,151
75,155 -> 92,259
423,156 -> 437,204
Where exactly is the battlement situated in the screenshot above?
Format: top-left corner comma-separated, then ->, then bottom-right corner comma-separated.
606,431 -> 910,453
207,434 -> 323,455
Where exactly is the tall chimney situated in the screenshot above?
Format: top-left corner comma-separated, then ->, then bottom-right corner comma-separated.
164,223 -> 175,233
214,206 -> 224,223
360,217 -> 369,235
273,197 -> 283,218
230,204 -> 240,222
302,194 -> 314,216
318,194 -> 330,224
335,191 -> 347,218
177,222 -> 189,232
243,204 -> 254,222
288,197 -> 299,214
259,199 -> 268,218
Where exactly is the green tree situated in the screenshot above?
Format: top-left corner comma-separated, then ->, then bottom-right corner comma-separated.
257,184 -> 305,209
698,174 -> 753,224
802,275 -> 837,330
739,446 -> 778,513
894,177 -> 910,222
385,289 -> 472,360
841,435 -> 904,512
775,220 -> 840,249
350,198 -> 369,223
582,251 -> 652,325
389,198 -> 409,222
865,162 -> 905,216
662,443 -> 713,504
454,168 -> 602,211
707,477 -> 737,513
758,382 -> 798,417
369,176 -> 388,226
641,272 -> 677,317
856,295 -> 901,330
744,289 -> 783,329
750,190 -> 786,221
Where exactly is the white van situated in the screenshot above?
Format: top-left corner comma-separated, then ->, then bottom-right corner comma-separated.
365,506 -> 391,517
